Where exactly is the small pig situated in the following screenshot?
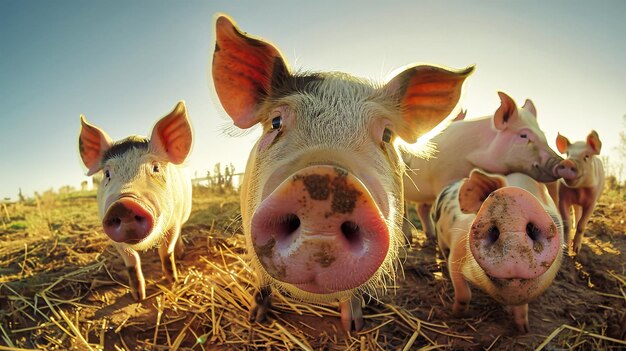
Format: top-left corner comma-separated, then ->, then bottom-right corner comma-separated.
403,92 -> 563,243
433,169 -> 564,332
554,130 -> 605,254
432,169 -> 564,332
78,101 -> 193,301
210,15 -> 473,331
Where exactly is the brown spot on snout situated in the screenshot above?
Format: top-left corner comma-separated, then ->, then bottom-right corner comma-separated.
312,245 -> 336,268
294,168 -> 362,215
298,174 -> 331,200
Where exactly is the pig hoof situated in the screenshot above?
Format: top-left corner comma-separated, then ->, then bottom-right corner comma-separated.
249,288 -> 272,323
515,321 -> 530,334
452,301 -> 469,316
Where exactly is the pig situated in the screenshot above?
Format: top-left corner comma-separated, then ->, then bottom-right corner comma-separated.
210,15 -> 473,331
403,92 -> 563,243
554,130 -> 605,254
432,169 -> 564,332
78,101 -> 193,301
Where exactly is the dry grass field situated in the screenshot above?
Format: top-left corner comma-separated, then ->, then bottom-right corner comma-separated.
0,181 -> 624,350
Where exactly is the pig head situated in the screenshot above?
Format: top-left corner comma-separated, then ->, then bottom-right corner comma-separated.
554,130 -> 605,253
78,101 -> 193,300
211,15 -> 473,331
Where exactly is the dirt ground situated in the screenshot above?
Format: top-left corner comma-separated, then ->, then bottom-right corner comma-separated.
0,184 -> 624,350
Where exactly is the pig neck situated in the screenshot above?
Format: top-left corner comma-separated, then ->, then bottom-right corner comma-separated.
443,117 -> 502,173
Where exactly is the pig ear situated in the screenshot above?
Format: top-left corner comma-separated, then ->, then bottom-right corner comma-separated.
452,109 -> 467,122
211,15 -> 290,129
79,116 -> 113,176
522,99 -> 537,118
458,169 -> 506,214
555,133 -> 570,154
384,65 -> 475,143
493,91 -> 519,131
149,101 -> 193,164
586,130 -> 602,154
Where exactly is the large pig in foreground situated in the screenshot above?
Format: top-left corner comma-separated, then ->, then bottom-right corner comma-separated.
554,130 -> 605,254
432,169 -> 564,332
211,15 -> 473,331
403,92 -> 563,242
78,101 -> 193,301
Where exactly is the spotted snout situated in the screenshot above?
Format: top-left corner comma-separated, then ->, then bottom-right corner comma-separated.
250,166 -> 389,295
102,198 -> 154,244
469,187 -> 561,280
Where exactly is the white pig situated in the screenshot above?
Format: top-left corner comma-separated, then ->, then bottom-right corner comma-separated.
432,169 -> 564,332
403,92 -> 563,243
78,101 -> 193,301
554,130 -> 605,254
210,15 -> 473,331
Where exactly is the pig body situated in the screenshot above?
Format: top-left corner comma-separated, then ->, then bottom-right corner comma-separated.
79,102 -> 193,300
432,169 -> 564,332
403,93 -> 562,242
211,15 -> 473,331
554,130 -> 605,254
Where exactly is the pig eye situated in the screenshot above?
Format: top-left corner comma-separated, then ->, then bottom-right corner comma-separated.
152,163 -> 160,173
271,116 -> 283,130
520,133 -> 528,139
104,169 -> 111,179
584,155 -> 590,162
382,128 -> 393,143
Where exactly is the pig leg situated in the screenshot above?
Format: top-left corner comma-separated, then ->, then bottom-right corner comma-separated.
511,304 -> 530,333
159,225 -> 181,283
249,285 -> 272,323
402,202 -> 413,246
339,295 -> 364,332
417,202 -> 435,239
448,243 -> 471,315
115,245 -> 145,301
558,198 -> 572,243
573,204 -> 594,254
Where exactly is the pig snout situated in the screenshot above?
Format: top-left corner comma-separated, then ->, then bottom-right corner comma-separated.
556,159 -> 578,181
102,197 -> 154,244
469,187 -> 560,280
251,166 -> 389,295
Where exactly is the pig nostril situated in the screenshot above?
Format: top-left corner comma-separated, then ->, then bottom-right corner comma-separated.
279,213 -> 300,236
106,217 -> 121,228
134,215 -> 145,223
486,225 -> 500,244
340,221 -> 360,243
526,222 -> 541,241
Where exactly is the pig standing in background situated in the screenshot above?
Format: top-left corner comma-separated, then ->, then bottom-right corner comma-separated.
211,15 -> 473,331
78,101 -> 193,301
403,92 -> 563,243
554,130 -> 605,254
432,169 -> 564,332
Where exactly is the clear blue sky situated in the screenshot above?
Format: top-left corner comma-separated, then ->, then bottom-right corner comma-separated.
1,0 -> 624,200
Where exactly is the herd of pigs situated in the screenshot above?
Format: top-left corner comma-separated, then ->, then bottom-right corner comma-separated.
77,16 -> 605,335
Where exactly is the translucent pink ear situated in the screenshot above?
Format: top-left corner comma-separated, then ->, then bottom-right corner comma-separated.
149,101 -> 193,164
384,65 -> 474,143
555,133 -> 570,154
586,130 -> 602,154
458,169 -> 506,214
79,116 -> 113,176
493,91 -> 519,131
522,99 -> 537,118
211,15 -> 289,129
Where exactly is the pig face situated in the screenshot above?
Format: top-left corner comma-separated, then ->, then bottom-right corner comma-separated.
79,102 -> 193,251
211,15 -> 473,302
555,130 -> 602,187
459,170 -> 564,305
487,92 -> 562,182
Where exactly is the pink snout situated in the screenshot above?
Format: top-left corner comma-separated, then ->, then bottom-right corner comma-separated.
251,166 -> 389,295
102,198 -> 154,244
556,159 -> 578,181
469,187 -> 561,280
